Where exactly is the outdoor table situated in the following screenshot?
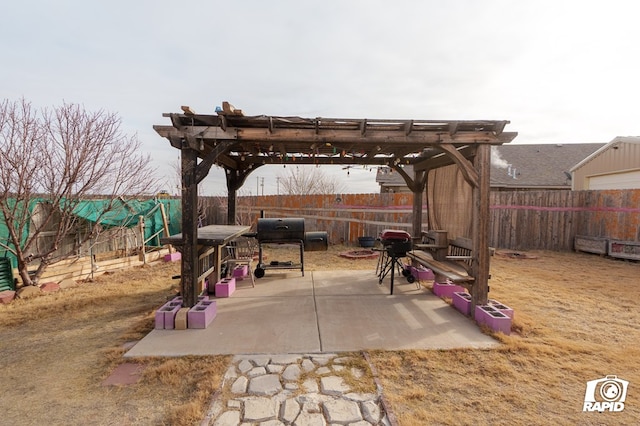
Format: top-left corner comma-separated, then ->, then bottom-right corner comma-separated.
161,224 -> 251,292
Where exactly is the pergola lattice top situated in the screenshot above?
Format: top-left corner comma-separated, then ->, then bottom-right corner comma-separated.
154,103 -> 517,309
155,109 -> 516,175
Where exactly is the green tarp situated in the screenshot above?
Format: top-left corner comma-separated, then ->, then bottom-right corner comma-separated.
1,198 -> 182,268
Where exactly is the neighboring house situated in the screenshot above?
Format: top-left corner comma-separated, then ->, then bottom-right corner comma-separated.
570,137 -> 640,190
376,143 -> 605,192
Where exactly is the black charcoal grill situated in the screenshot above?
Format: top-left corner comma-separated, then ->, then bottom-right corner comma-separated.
257,218 -> 305,242
377,229 -> 413,294
254,218 -> 305,278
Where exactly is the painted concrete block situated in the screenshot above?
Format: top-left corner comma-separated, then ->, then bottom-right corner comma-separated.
232,265 -> 249,279
452,291 -> 472,316
432,281 -> 465,298
163,252 -> 181,262
215,277 -> 236,298
188,300 -> 218,329
488,299 -> 515,319
475,305 -> 511,335
410,265 -> 434,281
155,299 -> 182,329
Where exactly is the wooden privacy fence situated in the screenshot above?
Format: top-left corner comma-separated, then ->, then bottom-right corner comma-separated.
490,189 -> 640,251
200,189 -> 640,252
248,193 -> 426,245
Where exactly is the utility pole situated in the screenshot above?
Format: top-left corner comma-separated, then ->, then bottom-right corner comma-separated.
260,177 -> 264,196
276,177 -> 280,195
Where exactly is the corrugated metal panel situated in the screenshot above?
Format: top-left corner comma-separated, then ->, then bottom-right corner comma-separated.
587,170 -> 640,190
573,140 -> 640,190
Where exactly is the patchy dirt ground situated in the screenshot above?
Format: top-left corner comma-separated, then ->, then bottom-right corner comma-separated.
0,246 -> 639,425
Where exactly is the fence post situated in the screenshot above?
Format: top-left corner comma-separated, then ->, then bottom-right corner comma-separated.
139,215 -> 146,265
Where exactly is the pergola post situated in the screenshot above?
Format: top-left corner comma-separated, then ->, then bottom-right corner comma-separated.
471,144 -> 491,315
225,167 -> 258,226
411,169 -> 427,240
180,146 -> 200,308
227,190 -> 237,225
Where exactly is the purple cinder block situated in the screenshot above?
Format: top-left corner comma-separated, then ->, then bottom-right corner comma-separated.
154,310 -> 164,329
187,300 -> 218,329
433,281 -> 465,298
163,252 -> 181,262
413,266 -> 435,281
488,299 -> 515,319
452,291 -> 472,316
475,305 -> 511,335
155,299 -> 182,329
232,265 -> 249,279
215,277 -> 236,297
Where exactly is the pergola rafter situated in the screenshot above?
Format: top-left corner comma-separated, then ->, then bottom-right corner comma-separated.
155,104 -> 517,311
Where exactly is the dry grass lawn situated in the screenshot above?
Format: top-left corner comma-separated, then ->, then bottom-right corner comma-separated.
1,245 -> 639,425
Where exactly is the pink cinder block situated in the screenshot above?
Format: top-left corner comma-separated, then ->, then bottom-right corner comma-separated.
215,277 -> 236,297
488,299 -> 515,319
475,305 -> 511,335
155,299 -> 182,329
452,291 -> 472,316
187,300 -> 218,329
163,252 -> 181,262
232,265 -> 249,279
433,281 -> 465,298
412,266 -> 434,281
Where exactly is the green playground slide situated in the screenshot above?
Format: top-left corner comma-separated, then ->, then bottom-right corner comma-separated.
0,257 -> 16,292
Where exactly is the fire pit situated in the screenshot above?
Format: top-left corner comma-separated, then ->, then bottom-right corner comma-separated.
339,249 -> 379,259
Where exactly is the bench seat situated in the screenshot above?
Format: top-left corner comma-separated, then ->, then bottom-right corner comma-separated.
407,250 -> 474,284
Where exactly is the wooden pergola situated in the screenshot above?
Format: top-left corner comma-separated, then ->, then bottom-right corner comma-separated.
154,102 -> 517,310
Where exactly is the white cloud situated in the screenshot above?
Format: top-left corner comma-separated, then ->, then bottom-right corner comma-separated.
3,0 -> 640,195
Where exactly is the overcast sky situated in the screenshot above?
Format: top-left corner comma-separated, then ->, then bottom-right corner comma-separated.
3,1 -> 639,195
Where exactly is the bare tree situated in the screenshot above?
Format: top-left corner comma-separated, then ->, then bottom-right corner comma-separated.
277,166 -> 346,195
0,99 -> 157,286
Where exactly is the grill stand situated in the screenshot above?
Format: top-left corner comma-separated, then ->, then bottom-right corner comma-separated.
377,236 -> 414,295
254,240 -> 304,278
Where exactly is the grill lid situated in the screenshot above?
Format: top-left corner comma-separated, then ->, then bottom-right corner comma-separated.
257,218 -> 305,241
380,229 -> 411,241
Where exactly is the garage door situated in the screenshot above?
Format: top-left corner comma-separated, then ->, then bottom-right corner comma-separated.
587,170 -> 640,189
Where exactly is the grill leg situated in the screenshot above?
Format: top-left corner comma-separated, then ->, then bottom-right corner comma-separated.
377,250 -> 400,295
390,255 -> 396,295
299,240 -> 304,277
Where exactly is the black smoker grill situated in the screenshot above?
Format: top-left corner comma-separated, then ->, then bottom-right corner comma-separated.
377,229 -> 413,294
255,218 -> 306,278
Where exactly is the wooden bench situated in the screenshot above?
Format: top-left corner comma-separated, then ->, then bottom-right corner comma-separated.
407,230 -> 478,288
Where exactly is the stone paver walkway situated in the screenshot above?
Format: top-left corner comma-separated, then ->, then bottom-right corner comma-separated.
202,353 -> 392,426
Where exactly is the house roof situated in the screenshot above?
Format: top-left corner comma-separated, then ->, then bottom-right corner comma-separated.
570,136 -> 640,172
491,143 -> 605,188
376,143 -> 605,189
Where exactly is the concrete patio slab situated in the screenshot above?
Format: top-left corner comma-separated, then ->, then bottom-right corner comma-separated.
125,270 -> 498,357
